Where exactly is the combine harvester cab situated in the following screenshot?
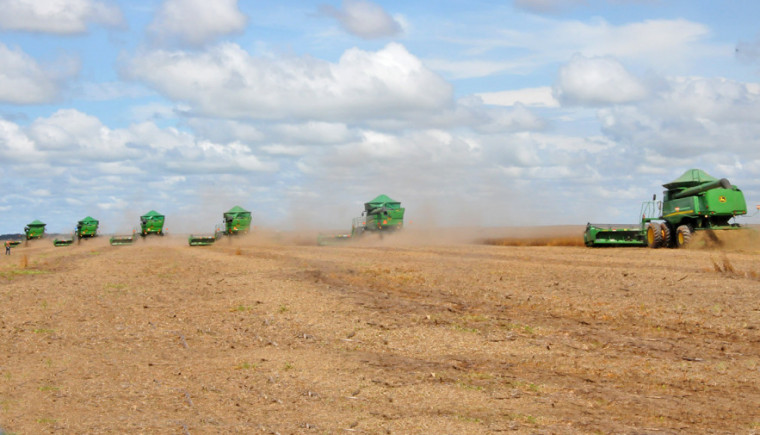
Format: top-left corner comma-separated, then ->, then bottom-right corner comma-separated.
140,210 -> 165,237
585,169 -> 748,248
76,216 -> 99,239
24,220 -> 46,240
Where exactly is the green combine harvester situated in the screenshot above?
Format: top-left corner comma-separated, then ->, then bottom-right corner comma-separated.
318,194 -> 405,246
24,220 -> 46,240
55,216 -> 100,247
77,216 -> 99,239
140,210 -> 165,237
188,206 -> 252,246
584,169 -> 748,248
110,210 -> 163,246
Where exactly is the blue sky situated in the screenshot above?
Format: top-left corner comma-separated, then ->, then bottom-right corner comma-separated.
1,0 -> 760,234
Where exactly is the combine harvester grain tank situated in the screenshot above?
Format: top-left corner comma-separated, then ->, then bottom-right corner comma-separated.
317,194 -> 405,246
188,206 -> 252,246
584,169 -> 749,248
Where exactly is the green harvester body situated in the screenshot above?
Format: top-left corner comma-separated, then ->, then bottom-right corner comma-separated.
318,195 -> 405,245
140,210 -> 165,237
361,195 -> 405,233
585,169 -> 748,248
223,206 -> 252,236
24,220 -> 46,240
188,206 -> 251,246
76,216 -> 99,239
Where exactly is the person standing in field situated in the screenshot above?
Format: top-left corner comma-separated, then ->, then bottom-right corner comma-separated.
5,240 -> 10,255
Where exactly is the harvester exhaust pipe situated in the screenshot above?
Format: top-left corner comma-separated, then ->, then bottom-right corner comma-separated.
671,178 -> 731,199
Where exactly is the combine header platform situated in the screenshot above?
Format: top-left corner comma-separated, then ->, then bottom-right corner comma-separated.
188,233 -> 218,246
585,169 -> 748,248
110,233 -> 136,246
54,235 -> 75,247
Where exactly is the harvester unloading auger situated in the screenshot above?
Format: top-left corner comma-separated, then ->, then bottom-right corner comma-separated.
584,169 -> 748,248
188,206 -> 252,246
317,195 -> 405,246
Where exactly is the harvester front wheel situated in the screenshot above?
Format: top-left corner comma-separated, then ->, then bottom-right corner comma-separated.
646,222 -> 663,249
660,222 -> 675,248
676,225 -> 692,248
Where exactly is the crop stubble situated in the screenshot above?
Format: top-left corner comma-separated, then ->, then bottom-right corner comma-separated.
0,234 -> 759,433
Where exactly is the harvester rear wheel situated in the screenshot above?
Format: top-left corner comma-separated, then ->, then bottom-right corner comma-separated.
660,222 -> 675,248
676,225 -> 692,248
646,222 -> 663,249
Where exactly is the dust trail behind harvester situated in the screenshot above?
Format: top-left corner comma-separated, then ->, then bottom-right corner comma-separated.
689,226 -> 760,253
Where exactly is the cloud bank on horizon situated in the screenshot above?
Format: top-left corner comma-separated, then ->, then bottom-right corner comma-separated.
1,0 -> 759,233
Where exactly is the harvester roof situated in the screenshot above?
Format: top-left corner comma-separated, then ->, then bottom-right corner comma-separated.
79,216 -> 98,223
663,169 -> 718,189
224,205 -> 250,216
27,219 -> 46,227
364,194 -> 401,210
141,210 -> 164,218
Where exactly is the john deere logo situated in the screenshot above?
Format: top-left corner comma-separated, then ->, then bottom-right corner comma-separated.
719,196 -> 727,203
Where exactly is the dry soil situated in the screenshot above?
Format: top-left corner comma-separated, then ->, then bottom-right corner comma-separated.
1,230 -> 759,434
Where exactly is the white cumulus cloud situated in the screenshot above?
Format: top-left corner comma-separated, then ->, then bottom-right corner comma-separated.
321,0 -> 403,39
599,76 -> 760,157
0,0 -> 123,34
126,42 -> 452,121
149,0 -> 247,46
0,43 -> 75,104
554,54 -> 649,106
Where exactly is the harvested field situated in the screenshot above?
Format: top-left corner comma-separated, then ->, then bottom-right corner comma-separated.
1,231 -> 760,433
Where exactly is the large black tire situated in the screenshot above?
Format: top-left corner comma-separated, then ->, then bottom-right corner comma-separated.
660,222 -> 675,248
646,222 -> 663,249
676,225 -> 692,248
